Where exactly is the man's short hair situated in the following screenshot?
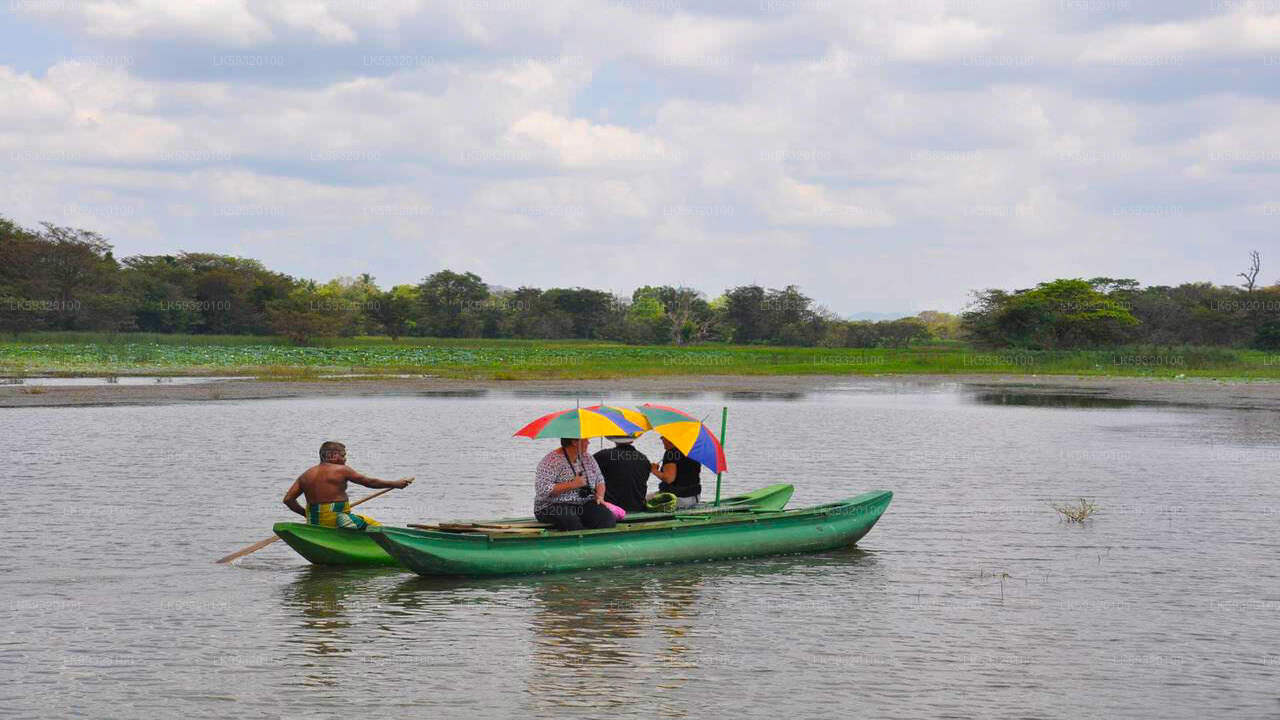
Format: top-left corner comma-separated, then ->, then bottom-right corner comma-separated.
319,441 -> 346,462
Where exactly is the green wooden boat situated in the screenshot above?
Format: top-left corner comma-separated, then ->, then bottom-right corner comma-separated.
272,483 -> 796,567
368,490 -> 892,577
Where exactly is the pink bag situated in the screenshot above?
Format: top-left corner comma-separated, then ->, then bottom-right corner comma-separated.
601,501 -> 627,520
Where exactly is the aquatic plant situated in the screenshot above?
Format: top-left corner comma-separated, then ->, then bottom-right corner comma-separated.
1052,498 -> 1099,523
2,335 -> 1279,380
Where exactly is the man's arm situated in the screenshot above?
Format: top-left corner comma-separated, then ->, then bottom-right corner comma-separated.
594,480 -> 606,505
346,467 -> 413,489
650,462 -> 676,483
283,477 -> 306,517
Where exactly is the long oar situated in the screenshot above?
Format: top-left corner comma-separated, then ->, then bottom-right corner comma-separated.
215,484 -> 406,564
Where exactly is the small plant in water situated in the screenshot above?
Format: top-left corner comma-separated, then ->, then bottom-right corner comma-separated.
979,569 -> 1014,601
1052,498 -> 1099,523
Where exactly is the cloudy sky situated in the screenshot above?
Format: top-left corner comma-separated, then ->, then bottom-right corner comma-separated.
1,0 -> 1277,315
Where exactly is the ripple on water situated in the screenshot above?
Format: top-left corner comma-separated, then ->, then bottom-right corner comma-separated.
4,390 -> 1280,718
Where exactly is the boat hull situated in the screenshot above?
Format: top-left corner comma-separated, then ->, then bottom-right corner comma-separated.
272,522 -> 400,567
272,483 -> 796,567
369,490 -> 892,577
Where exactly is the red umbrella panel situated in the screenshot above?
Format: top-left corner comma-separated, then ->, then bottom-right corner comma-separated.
514,407 -> 646,439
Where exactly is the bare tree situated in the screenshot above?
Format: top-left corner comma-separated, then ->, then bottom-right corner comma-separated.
1238,250 -> 1261,292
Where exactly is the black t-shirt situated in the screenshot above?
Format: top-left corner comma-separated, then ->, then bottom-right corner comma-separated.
594,445 -> 651,513
659,448 -> 702,498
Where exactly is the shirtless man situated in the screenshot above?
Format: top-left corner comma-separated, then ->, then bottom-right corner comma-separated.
283,441 -> 413,530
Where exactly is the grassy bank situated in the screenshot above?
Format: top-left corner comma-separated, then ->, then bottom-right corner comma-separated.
2,333 -> 1280,380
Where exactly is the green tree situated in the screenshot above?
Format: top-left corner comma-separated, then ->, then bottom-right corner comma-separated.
916,310 -> 960,340
416,270 -> 488,337
879,317 -> 931,347
633,285 -> 715,343
166,253 -> 296,335
962,279 -> 1138,349
499,287 -> 574,339
371,285 -> 417,340
622,290 -> 670,344
313,275 -> 381,336
724,285 -> 768,343
541,287 -> 619,339
35,223 -> 133,331
1254,321 -> 1280,350
122,255 -> 202,332
0,218 -> 48,334
266,288 -> 332,344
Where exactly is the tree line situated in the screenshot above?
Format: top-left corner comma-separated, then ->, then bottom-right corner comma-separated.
6,216 -> 1273,349
962,274 -> 1280,350
0,217 -> 946,346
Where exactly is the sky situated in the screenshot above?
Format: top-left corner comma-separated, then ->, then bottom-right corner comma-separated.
1,0 -> 1278,317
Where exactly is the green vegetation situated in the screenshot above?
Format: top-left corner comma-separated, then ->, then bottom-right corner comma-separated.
4,334 -> 1280,380
5,215 -> 1280,377
0,216 -> 934,348
963,275 -> 1280,350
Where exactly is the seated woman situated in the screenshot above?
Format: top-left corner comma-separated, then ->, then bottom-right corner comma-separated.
534,438 -> 618,531
650,438 -> 702,509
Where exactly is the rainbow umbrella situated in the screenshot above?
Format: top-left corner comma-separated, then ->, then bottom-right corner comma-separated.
514,407 -> 646,440
584,404 -> 652,436
637,403 -> 728,473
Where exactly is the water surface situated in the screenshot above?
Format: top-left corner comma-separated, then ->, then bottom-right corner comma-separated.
4,384 -> 1279,718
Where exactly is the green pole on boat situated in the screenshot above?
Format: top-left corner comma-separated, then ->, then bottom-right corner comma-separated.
714,405 -> 727,506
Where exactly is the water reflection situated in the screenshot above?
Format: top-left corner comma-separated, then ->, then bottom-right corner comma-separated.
522,567 -> 703,717
415,389 -> 489,398
363,552 -> 880,717
507,389 -> 709,401
966,390 -> 1138,409
722,391 -> 808,401
509,390 -> 606,399
399,388 -> 819,403
280,567 -> 392,687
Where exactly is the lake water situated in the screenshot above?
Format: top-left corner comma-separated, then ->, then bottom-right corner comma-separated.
4,382 -> 1279,719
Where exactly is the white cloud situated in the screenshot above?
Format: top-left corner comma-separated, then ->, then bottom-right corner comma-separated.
1078,8 -> 1280,63
888,18 -> 999,61
15,0 -> 435,45
0,66 -> 68,127
261,0 -> 357,44
762,178 -> 894,229
75,0 -> 272,44
3,1 -> 1279,313
505,111 -> 674,170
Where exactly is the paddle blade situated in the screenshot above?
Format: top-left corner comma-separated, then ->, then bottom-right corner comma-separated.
216,535 -> 280,564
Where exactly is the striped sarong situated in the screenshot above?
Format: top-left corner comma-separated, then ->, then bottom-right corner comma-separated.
307,501 -> 381,531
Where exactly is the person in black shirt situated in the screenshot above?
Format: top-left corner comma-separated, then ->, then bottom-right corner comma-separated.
593,436 -> 650,513
650,438 -> 702,509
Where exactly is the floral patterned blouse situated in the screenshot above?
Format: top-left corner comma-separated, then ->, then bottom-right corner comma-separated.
534,447 -> 604,512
